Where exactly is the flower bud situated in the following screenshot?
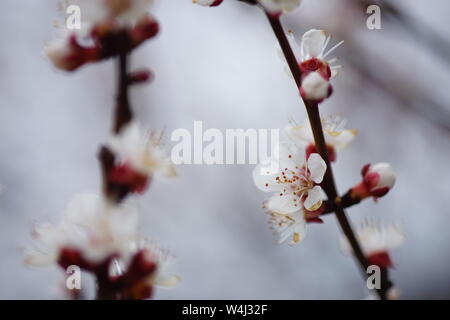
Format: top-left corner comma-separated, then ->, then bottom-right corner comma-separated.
129,15 -> 159,48
45,35 -> 99,71
352,163 -> 396,200
108,163 -> 150,194
300,71 -> 332,103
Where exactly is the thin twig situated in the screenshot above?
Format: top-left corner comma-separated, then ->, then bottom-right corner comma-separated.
114,32 -> 133,134
96,31 -> 135,298
265,12 -> 389,299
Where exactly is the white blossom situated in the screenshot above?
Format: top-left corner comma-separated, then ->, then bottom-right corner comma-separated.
285,115 -> 357,152
129,239 -> 181,288
108,121 -> 176,179
286,29 -> 343,79
253,143 -> 327,212
25,193 -> 139,267
266,208 -> 307,245
340,220 -> 405,257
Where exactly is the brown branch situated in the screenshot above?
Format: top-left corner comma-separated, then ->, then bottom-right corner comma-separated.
265,12 -> 390,299
113,32 -> 133,134
321,190 -> 361,215
96,31 -> 135,298
97,31 -> 134,206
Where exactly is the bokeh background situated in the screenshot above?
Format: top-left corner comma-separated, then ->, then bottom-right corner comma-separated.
1,0 -> 450,299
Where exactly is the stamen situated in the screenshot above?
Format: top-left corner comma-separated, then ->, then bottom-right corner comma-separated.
319,36 -> 331,58
327,57 -> 338,64
323,40 -> 344,59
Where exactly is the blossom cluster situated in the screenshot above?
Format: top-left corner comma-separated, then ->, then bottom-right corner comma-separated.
26,0 -> 178,300
282,29 -> 344,103
341,220 -> 405,269
46,0 -> 159,71
253,116 -> 398,253
26,121 -> 176,299
253,116 -> 357,245
25,194 -> 179,299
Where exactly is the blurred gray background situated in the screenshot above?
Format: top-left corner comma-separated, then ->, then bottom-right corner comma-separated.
1,0 -> 450,299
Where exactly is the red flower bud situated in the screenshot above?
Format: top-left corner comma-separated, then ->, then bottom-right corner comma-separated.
352,163 -> 396,200
108,163 -> 150,194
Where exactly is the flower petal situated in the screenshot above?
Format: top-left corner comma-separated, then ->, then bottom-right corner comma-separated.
303,186 -> 326,211
325,129 -> 357,151
285,122 -> 313,148
307,153 -> 327,183
155,275 -> 181,288
253,162 -> 283,192
265,193 -> 299,214
290,211 -> 307,245
301,29 -> 327,59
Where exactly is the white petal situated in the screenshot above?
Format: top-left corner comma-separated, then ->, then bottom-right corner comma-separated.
307,153 -> 327,183
301,29 -> 327,60
325,129 -> 356,151
301,72 -> 330,101
63,193 -> 104,227
155,275 -> 181,288
384,224 -> 405,249
290,211 -> 307,245
253,163 -> 283,192
254,143 -> 304,192
279,143 -> 305,168
108,122 -> 142,161
259,0 -> 302,14
278,226 -> 294,244
265,194 -> 299,214
285,122 -> 313,147
303,186 -> 326,211
286,30 -> 302,61
369,163 -> 396,189
24,250 -> 56,267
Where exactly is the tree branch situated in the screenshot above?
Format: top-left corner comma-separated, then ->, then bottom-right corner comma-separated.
98,31 -> 134,205
113,32 -> 133,134
265,12 -> 390,299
